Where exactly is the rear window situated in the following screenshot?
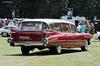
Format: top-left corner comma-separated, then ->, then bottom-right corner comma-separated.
20,22 -> 42,31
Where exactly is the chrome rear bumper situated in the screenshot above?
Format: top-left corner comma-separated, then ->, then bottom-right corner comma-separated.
15,41 -> 44,46
7,38 -> 48,47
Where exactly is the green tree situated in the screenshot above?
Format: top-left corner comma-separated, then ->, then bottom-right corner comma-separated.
68,0 -> 98,20
16,0 -> 69,18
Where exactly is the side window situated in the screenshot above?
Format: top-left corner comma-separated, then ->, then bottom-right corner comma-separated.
49,23 -> 62,32
42,23 -> 49,30
61,23 -> 70,33
70,24 -> 76,33
49,24 -> 54,29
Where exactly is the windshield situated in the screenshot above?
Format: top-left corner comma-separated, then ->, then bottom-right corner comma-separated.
20,22 -> 42,31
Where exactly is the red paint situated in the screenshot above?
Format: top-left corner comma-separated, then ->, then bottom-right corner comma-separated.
12,31 -> 45,41
47,33 -> 92,46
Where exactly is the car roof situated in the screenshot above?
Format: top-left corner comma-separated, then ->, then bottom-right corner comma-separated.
22,19 -> 75,25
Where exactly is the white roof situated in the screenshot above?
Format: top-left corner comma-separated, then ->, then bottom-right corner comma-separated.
22,19 -> 75,25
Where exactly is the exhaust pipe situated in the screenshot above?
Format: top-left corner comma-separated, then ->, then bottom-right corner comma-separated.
7,38 -> 14,46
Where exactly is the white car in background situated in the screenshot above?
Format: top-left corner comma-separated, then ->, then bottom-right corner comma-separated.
0,26 -> 17,37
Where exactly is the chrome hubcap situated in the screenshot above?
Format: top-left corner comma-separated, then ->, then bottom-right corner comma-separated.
85,41 -> 88,50
57,46 -> 61,53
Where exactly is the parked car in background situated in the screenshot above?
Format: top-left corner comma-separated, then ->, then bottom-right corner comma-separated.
7,19 -> 92,55
0,26 -> 17,37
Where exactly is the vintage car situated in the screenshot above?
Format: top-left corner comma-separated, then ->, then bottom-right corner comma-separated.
7,19 -> 92,55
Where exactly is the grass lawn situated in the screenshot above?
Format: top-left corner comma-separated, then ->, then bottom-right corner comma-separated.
0,36 -> 100,66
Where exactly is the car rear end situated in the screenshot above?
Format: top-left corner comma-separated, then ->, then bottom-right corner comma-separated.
8,21 -> 46,47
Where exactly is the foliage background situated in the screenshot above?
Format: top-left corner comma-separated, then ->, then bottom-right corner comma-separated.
0,0 -> 100,19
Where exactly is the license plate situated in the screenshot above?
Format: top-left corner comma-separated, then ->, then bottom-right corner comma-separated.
21,42 -> 32,46
19,36 -> 31,40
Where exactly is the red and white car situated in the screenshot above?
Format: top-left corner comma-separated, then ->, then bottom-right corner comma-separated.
7,19 -> 92,55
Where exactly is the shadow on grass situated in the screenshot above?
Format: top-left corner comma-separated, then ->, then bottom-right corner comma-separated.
3,48 -> 86,56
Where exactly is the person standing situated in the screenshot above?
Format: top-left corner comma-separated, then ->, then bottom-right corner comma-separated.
81,21 -> 87,33
77,22 -> 82,33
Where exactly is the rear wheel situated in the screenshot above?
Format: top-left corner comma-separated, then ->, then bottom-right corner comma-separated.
81,40 -> 89,51
21,46 -> 33,55
49,46 -> 62,54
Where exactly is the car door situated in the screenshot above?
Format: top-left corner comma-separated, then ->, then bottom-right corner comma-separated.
48,23 -> 66,46
61,23 -> 73,46
64,24 -> 85,47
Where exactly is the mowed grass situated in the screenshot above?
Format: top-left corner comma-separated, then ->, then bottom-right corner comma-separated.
0,36 -> 100,66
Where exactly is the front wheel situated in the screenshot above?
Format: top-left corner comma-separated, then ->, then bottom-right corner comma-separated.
81,40 -> 89,51
49,46 -> 62,54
